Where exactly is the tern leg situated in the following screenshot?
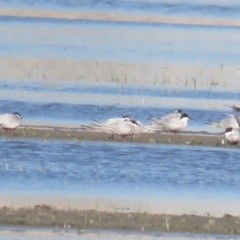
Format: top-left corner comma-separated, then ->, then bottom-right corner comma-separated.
121,135 -> 126,141
167,131 -> 174,137
9,129 -> 13,135
108,134 -> 114,140
6,129 -> 12,136
132,133 -> 139,139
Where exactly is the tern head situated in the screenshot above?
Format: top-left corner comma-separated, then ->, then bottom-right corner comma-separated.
13,112 -> 22,119
225,104 -> 240,111
128,119 -> 139,127
218,127 -> 233,135
224,127 -> 234,134
180,113 -> 192,120
233,105 -> 240,112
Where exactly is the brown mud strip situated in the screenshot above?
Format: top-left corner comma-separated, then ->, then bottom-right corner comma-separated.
0,126 -> 233,148
0,205 -> 240,235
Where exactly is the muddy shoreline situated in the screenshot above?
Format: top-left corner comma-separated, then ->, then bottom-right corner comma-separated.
0,205 -> 239,235
1,126 -> 232,148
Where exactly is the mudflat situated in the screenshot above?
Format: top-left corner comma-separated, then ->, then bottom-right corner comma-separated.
0,205 -> 239,235
2,126 -> 231,148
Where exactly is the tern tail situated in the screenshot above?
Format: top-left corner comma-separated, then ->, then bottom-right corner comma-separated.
205,121 -> 221,128
224,104 -> 233,108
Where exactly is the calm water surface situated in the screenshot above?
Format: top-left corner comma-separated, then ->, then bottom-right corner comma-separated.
0,139 -> 239,199
3,80 -> 240,100
0,227 -> 240,240
0,19 -> 239,65
1,0 -> 240,18
1,227 -> 240,240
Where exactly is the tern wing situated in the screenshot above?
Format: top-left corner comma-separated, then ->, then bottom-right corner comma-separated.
0,114 -> 21,129
112,121 -> 134,136
160,117 -> 183,131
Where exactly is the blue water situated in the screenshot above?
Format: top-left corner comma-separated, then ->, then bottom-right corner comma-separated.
1,0 -> 240,19
2,80 -> 240,101
0,228 -> 239,240
0,139 -> 239,198
0,19 -> 240,65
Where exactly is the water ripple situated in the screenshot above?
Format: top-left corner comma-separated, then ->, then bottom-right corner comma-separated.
0,139 -> 239,198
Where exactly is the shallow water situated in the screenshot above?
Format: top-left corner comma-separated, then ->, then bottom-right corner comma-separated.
0,227 -> 239,240
3,79 -> 240,100
0,18 -> 240,65
1,0 -> 240,19
0,139 -> 239,198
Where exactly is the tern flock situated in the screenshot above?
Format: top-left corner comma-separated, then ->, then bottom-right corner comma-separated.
83,105 -> 240,145
86,109 -> 191,140
1,105 -> 240,145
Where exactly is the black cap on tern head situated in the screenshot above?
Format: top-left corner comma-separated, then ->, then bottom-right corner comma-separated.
13,112 -> 21,119
233,105 -> 240,112
180,113 -> 192,120
129,119 -> 138,126
225,127 -> 233,133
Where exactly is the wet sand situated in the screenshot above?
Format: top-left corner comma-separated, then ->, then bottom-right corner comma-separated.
0,204 -> 240,235
2,126 -> 230,148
